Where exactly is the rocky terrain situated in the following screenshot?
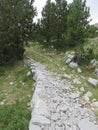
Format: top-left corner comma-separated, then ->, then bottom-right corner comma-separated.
28,58 -> 98,130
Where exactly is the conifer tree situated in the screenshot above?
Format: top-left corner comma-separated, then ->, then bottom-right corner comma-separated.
0,0 -> 36,65
63,0 -> 90,47
41,0 -> 56,42
55,0 -> 67,42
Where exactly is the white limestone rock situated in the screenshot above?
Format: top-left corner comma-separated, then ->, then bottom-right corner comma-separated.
92,102 -> 98,107
63,74 -> 71,79
78,118 -> 98,130
90,59 -> 98,66
66,58 -> 72,64
77,68 -> 82,73
95,68 -> 98,77
30,115 -> 50,126
84,91 -> 92,102
85,91 -> 92,97
88,78 -> 98,87
10,81 -> 14,85
80,87 -> 85,93
65,51 -> 75,64
31,100 -> 50,119
73,78 -> 81,84
0,101 -> 4,105
27,71 -> 31,76
69,62 -> 78,69
29,124 -> 41,130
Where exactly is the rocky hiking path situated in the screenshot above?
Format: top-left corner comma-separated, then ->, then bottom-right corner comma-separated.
28,58 -> 98,130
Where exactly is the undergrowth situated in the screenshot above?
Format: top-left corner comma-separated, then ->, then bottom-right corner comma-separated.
0,61 -> 33,130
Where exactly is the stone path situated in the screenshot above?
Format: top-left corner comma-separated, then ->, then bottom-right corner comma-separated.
29,59 -> 98,130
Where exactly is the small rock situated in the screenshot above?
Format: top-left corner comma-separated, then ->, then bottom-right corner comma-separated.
85,91 -> 92,97
27,71 -> 31,76
92,102 -> 98,107
84,91 -> 92,102
22,82 -> 25,86
95,68 -> 98,77
80,87 -> 85,93
70,92 -> 80,99
88,78 -> 98,87
66,58 -> 72,64
84,95 -> 90,102
63,74 -> 71,79
90,59 -> 98,66
77,68 -> 82,73
69,62 -> 78,69
0,101 -> 4,105
10,81 -> 14,85
64,52 -> 75,63
73,78 -> 81,84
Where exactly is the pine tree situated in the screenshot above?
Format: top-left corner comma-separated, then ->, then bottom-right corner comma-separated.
55,0 -> 67,42
63,0 -> 90,47
0,0 -> 36,65
41,0 -> 56,42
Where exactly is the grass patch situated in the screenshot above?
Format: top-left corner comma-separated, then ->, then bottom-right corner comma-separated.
0,60 -> 33,130
25,43 -> 71,74
0,100 -> 31,130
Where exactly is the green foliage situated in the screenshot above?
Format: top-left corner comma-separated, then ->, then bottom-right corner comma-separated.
41,0 -> 56,42
41,0 -> 67,44
55,0 -> 68,42
0,60 -> 33,130
0,68 -> 5,76
39,0 -> 91,48
0,101 -> 31,130
0,0 -> 36,65
74,46 -> 95,65
63,0 -> 90,47
87,25 -> 98,38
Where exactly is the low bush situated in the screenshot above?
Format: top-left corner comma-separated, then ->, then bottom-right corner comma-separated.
74,47 -> 95,65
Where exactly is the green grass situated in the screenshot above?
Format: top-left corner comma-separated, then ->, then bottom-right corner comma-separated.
0,61 -> 33,130
0,100 -> 31,130
25,43 -> 72,74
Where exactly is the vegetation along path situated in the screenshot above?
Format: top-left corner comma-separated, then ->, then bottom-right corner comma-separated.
29,58 -> 98,130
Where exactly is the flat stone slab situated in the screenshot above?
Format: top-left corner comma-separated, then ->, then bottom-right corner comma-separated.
30,115 -> 50,126
29,124 -> 41,130
32,100 -> 50,118
78,118 -> 98,130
